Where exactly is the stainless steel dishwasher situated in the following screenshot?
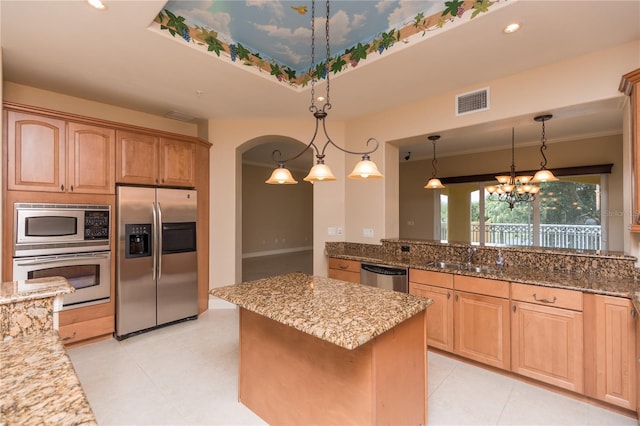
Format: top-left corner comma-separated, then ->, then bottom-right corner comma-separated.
360,263 -> 408,293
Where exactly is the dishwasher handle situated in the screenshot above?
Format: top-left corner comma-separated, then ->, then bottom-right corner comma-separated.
361,263 -> 407,276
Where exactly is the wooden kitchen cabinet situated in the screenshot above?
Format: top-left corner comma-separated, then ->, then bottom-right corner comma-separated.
584,293 -> 637,410
327,258 -> 360,283
5,110 -> 114,194
67,122 -> 115,194
409,269 -> 454,352
619,68 -> 640,231
116,131 -> 196,188
453,275 -> 510,370
511,283 -> 584,393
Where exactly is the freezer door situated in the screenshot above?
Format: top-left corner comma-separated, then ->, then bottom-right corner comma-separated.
157,188 -> 198,324
116,186 -> 157,337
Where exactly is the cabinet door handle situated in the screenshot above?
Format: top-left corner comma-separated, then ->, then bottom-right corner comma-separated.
70,185 -> 74,191
338,263 -> 348,270
447,292 -> 451,300
60,184 -> 65,191
62,332 -> 77,341
533,294 -> 556,304
454,294 -> 458,301
632,309 -> 637,319
512,304 -> 517,313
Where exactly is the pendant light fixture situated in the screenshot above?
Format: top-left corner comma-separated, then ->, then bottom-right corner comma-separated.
486,128 -> 540,209
531,114 -> 558,183
265,0 -> 383,184
424,135 -> 445,189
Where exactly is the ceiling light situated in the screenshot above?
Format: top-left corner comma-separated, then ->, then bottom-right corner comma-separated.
503,23 -> 521,34
531,114 -> 559,183
486,128 -> 539,209
87,0 -> 106,10
266,0 -> 382,184
424,135 -> 444,189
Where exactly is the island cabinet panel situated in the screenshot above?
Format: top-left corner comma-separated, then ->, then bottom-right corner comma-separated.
511,301 -> 584,393
238,308 -> 427,425
67,122 -> 115,194
6,110 -> 66,192
327,258 -> 360,283
116,130 -> 159,185
453,290 -> 511,370
584,294 -> 637,410
410,279 -> 454,352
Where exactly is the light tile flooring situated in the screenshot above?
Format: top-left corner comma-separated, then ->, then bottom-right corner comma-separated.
70,307 -> 637,426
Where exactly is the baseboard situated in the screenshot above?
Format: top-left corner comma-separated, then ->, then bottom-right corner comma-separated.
242,246 -> 313,259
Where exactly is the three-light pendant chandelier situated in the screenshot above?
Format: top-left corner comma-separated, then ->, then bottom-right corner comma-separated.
265,0 -> 383,185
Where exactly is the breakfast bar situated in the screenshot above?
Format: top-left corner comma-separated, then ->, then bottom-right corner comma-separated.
210,272 -> 432,425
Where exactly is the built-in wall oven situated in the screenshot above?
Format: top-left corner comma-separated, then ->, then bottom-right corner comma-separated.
12,203 -> 111,310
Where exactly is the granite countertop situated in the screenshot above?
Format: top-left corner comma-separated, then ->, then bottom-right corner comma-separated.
0,331 -> 96,425
0,276 -> 74,306
210,272 -> 432,350
330,253 -> 635,298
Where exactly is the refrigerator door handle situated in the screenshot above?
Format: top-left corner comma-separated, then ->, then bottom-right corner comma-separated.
152,201 -> 158,281
157,202 -> 162,280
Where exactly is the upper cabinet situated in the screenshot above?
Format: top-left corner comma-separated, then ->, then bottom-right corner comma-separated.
116,131 -> 195,188
6,110 -> 114,194
620,68 -> 640,231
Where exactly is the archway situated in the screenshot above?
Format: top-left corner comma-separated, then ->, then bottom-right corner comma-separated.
240,135 -> 314,281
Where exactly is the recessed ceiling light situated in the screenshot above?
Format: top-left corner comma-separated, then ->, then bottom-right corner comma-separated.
503,22 -> 521,34
87,0 -> 106,10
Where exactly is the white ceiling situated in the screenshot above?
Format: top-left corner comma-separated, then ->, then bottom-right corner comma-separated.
1,0 -> 639,166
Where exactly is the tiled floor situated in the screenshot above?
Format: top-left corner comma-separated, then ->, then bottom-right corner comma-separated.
70,307 -> 637,426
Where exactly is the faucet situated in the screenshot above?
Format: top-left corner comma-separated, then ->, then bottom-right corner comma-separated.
496,250 -> 505,268
465,247 -> 477,265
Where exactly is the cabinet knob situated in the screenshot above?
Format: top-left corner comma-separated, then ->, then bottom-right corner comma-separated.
70,185 -> 74,192
60,184 -> 64,191
447,292 -> 451,300
632,309 -> 637,319
454,294 -> 459,302
512,304 -> 517,313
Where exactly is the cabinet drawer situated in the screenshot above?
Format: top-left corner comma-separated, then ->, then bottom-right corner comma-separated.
454,275 -> 509,299
512,282 -> 583,311
328,258 -> 360,273
410,269 -> 453,289
58,315 -> 114,346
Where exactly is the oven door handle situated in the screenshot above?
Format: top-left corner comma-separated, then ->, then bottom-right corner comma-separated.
14,254 -> 111,266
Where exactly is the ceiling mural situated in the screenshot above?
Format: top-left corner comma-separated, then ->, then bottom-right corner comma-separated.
154,0 -> 504,88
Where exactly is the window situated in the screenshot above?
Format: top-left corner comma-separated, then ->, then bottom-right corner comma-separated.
463,175 -> 602,250
440,194 -> 448,241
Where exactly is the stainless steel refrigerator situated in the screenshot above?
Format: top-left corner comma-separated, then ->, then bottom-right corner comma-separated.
116,186 -> 198,339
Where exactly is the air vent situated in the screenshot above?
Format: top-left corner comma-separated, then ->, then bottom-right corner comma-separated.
456,87 -> 489,116
164,110 -> 199,122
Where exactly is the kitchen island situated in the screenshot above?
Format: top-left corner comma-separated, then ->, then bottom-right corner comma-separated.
210,272 -> 432,425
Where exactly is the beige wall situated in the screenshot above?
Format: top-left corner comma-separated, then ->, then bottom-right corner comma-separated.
399,135 -> 625,250
242,163 -> 312,255
343,41 -> 639,251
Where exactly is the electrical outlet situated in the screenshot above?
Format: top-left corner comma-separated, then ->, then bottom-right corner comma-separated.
328,227 -> 336,236
337,227 -> 343,235
363,228 -> 374,238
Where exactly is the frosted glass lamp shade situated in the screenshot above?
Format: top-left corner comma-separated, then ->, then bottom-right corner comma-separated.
424,178 -> 444,189
303,163 -> 337,182
347,159 -> 383,180
531,168 -> 558,183
265,166 -> 298,184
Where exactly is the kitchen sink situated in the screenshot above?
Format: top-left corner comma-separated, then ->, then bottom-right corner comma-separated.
425,261 -> 500,275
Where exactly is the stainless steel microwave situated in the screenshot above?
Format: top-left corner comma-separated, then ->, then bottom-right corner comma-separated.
14,203 -> 111,256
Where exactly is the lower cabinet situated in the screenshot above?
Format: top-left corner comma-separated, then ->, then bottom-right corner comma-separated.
58,302 -> 114,347
409,269 -> 454,352
327,258 -> 361,283
454,290 -> 511,370
584,293 -> 637,411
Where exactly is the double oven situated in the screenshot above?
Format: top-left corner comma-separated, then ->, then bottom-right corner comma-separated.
12,203 -> 111,310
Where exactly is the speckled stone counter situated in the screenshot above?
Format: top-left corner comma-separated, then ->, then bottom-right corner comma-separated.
211,272 -> 431,425
0,331 -> 96,425
1,277 -> 74,341
210,272 -> 431,350
0,277 -> 96,425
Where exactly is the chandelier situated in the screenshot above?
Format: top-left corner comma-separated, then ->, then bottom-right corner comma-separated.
531,114 -> 558,183
265,0 -> 383,185
486,128 -> 540,209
